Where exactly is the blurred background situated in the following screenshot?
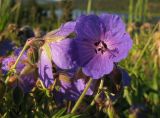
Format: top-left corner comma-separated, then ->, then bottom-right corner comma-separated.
0,0 -> 160,32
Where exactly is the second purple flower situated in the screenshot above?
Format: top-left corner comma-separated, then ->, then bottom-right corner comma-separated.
65,14 -> 132,79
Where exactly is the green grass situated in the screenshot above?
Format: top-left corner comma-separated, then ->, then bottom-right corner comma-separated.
73,0 -> 160,16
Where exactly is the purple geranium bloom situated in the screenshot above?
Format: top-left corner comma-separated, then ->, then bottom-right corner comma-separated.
2,48 -> 36,93
53,69 -> 96,102
1,57 -> 16,75
71,14 -> 132,79
39,21 -> 77,88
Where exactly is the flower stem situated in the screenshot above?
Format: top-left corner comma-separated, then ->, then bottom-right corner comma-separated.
5,76 -> 10,84
90,79 -> 104,106
87,0 -> 92,14
5,42 -> 29,84
71,78 -> 93,113
12,43 -> 29,69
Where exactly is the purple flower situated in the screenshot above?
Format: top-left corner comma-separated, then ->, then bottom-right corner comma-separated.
2,48 -> 36,93
47,21 -> 77,69
2,48 -> 27,74
1,57 -> 16,75
38,49 -> 54,88
39,21 -> 77,88
53,69 -> 96,102
67,14 -> 132,79
0,39 -> 14,56
18,73 -> 36,93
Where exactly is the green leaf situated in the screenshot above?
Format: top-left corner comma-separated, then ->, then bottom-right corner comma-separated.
52,108 -> 66,118
43,89 -> 50,97
59,114 -> 82,118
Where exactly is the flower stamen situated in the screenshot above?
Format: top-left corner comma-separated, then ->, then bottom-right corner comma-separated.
94,41 -> 119,57
94,41 -> 108,54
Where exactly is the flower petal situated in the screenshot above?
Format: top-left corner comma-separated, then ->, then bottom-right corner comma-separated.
19,73 -> 36,93
107,32 -> 132,62
45,21 -> 76,42
38,49 -> 54,88
2,57 -> 15,74
100,14 -> 132,62
57,21 -> 76,37
74,39 -> 95,66
75,15 -> 105,42
59,77 -> 94,101
82,54 -> 113,79
50,38 -> 77,69
99,13 -> 126,40
74,79 -> 94,96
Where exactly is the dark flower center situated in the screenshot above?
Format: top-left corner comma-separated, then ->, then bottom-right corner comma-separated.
94,41 -> 108,54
